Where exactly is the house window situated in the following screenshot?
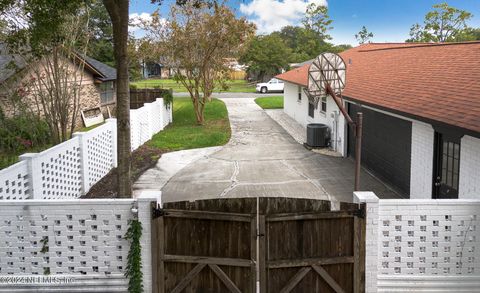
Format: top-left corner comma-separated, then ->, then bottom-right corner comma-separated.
100,81 -> 115,104
308,101 -> 314,118
297,86 -> 302,102
321,96 -> 327,113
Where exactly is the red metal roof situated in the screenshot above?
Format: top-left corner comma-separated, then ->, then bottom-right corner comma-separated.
276,42 -> 480,135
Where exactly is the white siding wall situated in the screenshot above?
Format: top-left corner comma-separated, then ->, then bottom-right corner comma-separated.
410,122 -> 434,199
283,81 -> 346,156
459,135 -> 480,199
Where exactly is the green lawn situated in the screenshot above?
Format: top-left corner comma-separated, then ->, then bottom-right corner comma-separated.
148,97 -> 231,151
131,79 -> 256,93
254,96 -> 284,109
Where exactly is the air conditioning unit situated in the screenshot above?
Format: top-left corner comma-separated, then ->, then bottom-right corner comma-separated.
306,123 -> 330,148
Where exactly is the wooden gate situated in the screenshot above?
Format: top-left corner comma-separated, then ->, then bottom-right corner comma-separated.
152,198 -> 365,293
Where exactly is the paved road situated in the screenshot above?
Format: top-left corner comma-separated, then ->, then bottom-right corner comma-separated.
159,98 -> 400,204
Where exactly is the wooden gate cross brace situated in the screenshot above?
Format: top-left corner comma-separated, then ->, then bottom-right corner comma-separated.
279,265 -> 346,293
170,263 -> 242,293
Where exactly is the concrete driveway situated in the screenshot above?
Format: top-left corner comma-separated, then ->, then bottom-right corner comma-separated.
158,98 -> 400,204
174,92 -> 281,99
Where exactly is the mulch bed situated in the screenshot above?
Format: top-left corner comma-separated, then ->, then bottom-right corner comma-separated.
83,145 -> 165,198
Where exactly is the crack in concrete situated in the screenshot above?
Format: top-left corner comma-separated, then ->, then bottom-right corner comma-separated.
219,161 -> 239,197
280,159 -> 336,205
209,153 -> 315,163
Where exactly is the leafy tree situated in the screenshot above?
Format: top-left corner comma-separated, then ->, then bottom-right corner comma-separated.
302,3 -> 333,40
355,26 -> 373,44
274,26 -> 328,62
240,34 -> 291,82
332,44 -> 353,52
127,36 -> 146,81
0,18 -> 7,41
0,2 -> 91,143
271,26 -> 351,63
454,27 -> 480,41
407,2 -> 473,42
143,3 -> 255,125
0,0 -> 84,55
87,0 -> 114,67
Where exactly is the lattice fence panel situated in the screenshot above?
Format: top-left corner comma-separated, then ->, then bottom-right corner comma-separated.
0,98 -> 171,200
0,201 -> 131,276
130,106 -> 151,151
85,124 -> 114,188
0,161 -> 30,200
378,202 -> 480,276
149,99 -> 163,135
37,140 -> 82,200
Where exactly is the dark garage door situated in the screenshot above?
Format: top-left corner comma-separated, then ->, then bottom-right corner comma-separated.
347,103 -> 412,196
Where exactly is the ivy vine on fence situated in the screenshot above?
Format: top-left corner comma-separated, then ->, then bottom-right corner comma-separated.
125,219 -> 143,293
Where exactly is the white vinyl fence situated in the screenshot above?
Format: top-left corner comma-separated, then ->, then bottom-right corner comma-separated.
0,98 -> 172,200
355,192 -> 480,292
0,194 -> 157,292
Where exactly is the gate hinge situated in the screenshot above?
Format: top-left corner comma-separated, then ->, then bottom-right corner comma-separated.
353,208 -> 365,219
152,204 -> 165,219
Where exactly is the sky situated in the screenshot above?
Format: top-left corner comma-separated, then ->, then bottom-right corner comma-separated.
129,0 -> 480,45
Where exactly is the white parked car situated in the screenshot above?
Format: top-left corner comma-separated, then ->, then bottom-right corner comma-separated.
256,78 -> 284,93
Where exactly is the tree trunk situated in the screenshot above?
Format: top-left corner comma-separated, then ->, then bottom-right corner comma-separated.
103,0 -> 132,198
192,94 -> 205,125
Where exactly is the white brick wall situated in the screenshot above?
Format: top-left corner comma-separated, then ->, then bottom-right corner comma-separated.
410,122 -> 434,199
459,135 -> 480,199
0,195 -> 158,292
354,192 -> 379,293
358,192 -> 480,292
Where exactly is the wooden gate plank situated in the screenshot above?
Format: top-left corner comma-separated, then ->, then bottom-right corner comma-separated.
267,212 -> 353,222
170,263 -> 207,293
151,203 -> 159,293
251,217 -> 258,293
164,209 -> 253,222
269,256 -> 354,268
163,254 -> 252,267
353,215 -> 360,293
278,267 -> 311,293
312,265 -> 346,293
158,215 -> 165,293
258,215 -> 267,293
354,203 -> 366,293
209,264 -> 242,293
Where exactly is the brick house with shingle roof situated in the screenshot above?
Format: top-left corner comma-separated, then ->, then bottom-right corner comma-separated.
0,44 -> 117,128
276,42 -> 480,199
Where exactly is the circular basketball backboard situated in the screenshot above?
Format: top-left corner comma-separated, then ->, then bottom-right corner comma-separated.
307,53 -> 346,104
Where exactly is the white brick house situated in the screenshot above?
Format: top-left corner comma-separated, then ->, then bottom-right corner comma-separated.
277,42 -> 480,200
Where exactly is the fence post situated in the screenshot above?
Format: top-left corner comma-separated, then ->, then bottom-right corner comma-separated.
106,118 -> 117,167
72,132 -> 90,195
19,153 -> 42,199
136,191 -> 162,293
157,98 -> 165,130
353,191 -> 379,293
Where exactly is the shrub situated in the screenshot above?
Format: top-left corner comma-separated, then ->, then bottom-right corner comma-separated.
0,108 -> 52,154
